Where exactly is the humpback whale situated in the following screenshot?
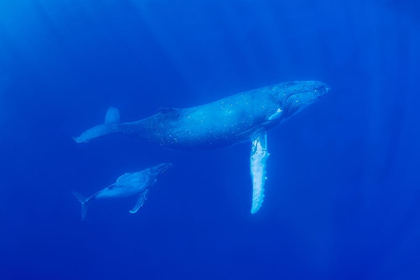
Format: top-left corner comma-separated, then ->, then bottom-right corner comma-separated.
74,81 -> 329,213
72,163 -> 172,220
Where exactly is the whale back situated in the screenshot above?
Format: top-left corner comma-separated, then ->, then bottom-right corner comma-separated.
117,86 -> 282,150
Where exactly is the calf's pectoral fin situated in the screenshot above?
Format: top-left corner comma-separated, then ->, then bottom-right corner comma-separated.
250,130 -> 269,214
129,189 -> 150,214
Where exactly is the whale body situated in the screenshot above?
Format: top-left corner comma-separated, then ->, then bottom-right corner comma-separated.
74,81 -> 329,213
72,163 -> 172,220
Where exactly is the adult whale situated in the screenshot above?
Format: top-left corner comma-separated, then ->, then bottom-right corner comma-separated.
75,81 -> 329,213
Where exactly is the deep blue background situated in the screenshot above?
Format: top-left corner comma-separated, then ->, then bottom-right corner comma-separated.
0,0 -> 419,279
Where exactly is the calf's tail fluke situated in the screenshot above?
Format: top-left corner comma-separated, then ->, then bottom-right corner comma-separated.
73,107 -> 120,143
72,191 -> 91,221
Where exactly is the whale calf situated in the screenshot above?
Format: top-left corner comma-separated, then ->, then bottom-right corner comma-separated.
75,81 -> 329,213
72,163 -> 172,220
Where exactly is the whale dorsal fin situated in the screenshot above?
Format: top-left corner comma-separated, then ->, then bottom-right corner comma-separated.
116,172 -> 133,183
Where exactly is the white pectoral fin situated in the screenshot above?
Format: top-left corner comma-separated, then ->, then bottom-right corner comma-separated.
250,130 -> 269,214
129,189 -> 149,214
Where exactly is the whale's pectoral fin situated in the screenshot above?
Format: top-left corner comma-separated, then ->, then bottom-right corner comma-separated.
250,130 -> 269,214
129,189 -> 149,214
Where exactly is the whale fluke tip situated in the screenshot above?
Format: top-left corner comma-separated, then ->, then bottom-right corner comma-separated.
72,191 -> 90,221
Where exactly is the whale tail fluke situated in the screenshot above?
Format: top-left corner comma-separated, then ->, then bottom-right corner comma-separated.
72,191 -> 91,221
104,107 -> 120,124
73,107 -> 120,143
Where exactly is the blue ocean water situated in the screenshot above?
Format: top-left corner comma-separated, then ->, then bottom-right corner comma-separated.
1,0 -> 419,279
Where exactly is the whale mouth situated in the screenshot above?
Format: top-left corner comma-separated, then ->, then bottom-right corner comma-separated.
157,163 -> 172,174
284,83 -> 329,106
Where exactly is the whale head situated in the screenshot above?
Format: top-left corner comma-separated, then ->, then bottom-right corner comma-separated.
274,81 -> 329,118
149,163 -> 173,178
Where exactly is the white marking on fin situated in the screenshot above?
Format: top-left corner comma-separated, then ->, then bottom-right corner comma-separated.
250,131 -> 269,214
267,108 -> 282,121
129,189 -> 149,214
